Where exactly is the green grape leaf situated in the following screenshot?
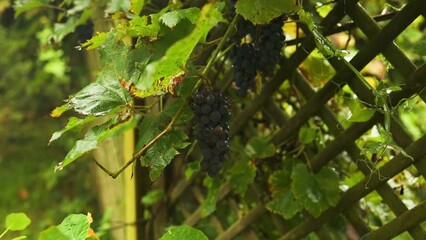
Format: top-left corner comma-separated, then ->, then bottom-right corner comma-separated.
69,78 -> 131,116
141,189 -> 165,206
160,8 -> 200,28
59,116 -> 139,169
5,213 -> 31,231
267,189 -> 302,219
142,131 -> 190,180
201,177 -> 221,217
291,164 -> 341,217
136,2 -> 224,93
228,150 -> 256,195
128,14 -> 162,37
245,136 -> 275,159
130,0 -> 144,15
298,126 -> 316,144
96,33 -> 152,86
267,170 -> 302,219
49,116 -> 97,144
135,100 -> 191,152
235,0 -> 298,24
38,226 -> 68,240
361,141 -> 384,155
14,0 -> 48,16
269,170 -> 292,192
81,32 -> 109,50
57,214 -> 89,240
159,226 -> 208,240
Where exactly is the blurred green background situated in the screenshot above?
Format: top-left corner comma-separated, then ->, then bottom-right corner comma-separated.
0,5 -> 101,237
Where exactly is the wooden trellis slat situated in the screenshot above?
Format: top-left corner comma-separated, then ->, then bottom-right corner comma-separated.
362,199 -> 426,240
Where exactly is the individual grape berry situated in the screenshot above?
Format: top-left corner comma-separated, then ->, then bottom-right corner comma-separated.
209,111 -> 221,122
201,104 -> 212,114
216,140 -> 229,152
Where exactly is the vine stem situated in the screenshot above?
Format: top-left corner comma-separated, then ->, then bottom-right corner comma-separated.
93,13 -> 239,179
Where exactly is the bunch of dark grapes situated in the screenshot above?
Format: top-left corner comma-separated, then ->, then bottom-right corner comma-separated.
228,18 -> 257,97
256,17 -> 286,75
229,43 -> 257,97
190,87 -> 231,177
228,16 -> 286,97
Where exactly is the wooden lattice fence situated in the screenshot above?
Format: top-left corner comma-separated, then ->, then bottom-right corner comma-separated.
140,1 -> 426,239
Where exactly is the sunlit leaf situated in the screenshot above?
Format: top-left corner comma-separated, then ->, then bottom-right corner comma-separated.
160,8 -> 200,28
128,14 -> 162,37
50,103 -> 72,118
5,213 -> 31,231
292,164 -> 341,217
57,214 -> 89,240
159,226 -> 208,240
130,0 -> 144,16
348,107 -> 375,123
235,0 -> 298,24
70,78 -> 131,116
136,2 -> 224,92
81,32 -> 109,50
298,126 -> 316,144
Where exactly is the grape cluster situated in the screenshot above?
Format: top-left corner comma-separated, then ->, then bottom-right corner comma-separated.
256,17 -> 286,75
190,87 -> 231,176
229,43 -> 257,97
228,16 -> 286,97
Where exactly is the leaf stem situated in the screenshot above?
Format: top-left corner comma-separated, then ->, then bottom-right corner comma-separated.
0,227 -> 10,239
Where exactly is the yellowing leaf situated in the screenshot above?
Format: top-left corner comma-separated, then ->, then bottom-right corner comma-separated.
50,103 -> 71,118
130,0 -> 144,16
